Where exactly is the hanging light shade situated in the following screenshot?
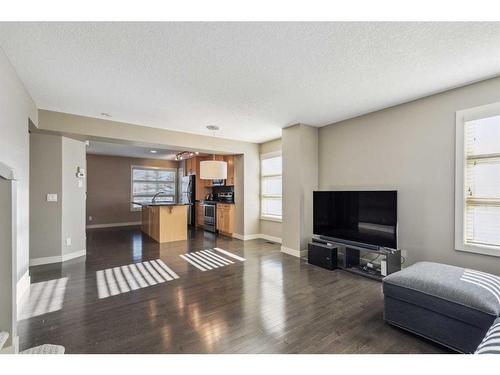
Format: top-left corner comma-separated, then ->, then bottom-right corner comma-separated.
200,160 -> 227,180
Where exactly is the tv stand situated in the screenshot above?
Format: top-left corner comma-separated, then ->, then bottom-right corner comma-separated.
311,237 -> 401,281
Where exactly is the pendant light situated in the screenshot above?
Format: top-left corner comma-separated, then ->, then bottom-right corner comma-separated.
200,125 -> 227,180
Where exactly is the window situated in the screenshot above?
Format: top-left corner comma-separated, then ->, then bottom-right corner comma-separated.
131,166 -> 177,211
455,103 -> 500,256
261,152 -> 282,221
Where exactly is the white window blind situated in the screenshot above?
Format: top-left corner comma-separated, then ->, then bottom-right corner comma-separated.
131,166 -> 177,210
463,115 -> 500,249
261,153 -> 282,221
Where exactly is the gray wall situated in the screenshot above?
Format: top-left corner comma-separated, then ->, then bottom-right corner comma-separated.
30,133 -> 62,259
86,154 -> 178,226
0,48 -> 38,285
259,138 -> 282,240
318,76 -> 500,275
282,124 -> 318,255
234,154 -> 245,236
29,133 -> 87,261
61,137 -> 87,255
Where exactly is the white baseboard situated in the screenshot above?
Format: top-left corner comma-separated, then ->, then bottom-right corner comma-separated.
232,233 -> 259,241
258,234 -> 282,244
30,249 -> 86,266
0,336 -> 18,354
86,221 -> 141,229
232,233 -> 282,243
280,246 -> 307,258
30,254 -> 61,266
63,249 -> 86,262
17,271 -> 30,305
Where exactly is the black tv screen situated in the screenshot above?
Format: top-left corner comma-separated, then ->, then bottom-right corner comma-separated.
313,191 -> 397,249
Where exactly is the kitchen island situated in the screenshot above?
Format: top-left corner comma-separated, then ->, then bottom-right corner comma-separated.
134,202 -> 189,243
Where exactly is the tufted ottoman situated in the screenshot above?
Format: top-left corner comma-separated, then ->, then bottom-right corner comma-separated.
383,261 -> 500,353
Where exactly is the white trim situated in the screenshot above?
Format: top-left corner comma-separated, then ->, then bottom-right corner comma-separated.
259,234 -> 282,244
232,233 -> 282,243
63,249 -> 86,262
455,102 -> 500,258
16,271 -> 30,305
232,233 -> 260,241
280,246 -> 307,258
30,254 -> 61,266
30,249 -> 86,266
260,150 -> 282,160
0,161 -> 15,180
0,336 -> 18,354
86,221 -> 141,229
260,215 -> 282,223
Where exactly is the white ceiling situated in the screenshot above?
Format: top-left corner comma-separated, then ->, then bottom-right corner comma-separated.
87,140 -> 180,160
2,22 -> 500,143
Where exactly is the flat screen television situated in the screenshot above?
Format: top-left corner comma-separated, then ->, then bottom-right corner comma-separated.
313,191 -> 397,249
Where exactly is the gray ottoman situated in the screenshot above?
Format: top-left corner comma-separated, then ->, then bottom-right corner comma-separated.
383,262 -> 500,353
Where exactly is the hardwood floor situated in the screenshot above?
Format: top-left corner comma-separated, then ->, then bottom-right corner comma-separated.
18,227 -> 448,354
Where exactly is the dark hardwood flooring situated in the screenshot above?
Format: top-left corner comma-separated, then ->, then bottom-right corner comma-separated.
18,227 -> 448,354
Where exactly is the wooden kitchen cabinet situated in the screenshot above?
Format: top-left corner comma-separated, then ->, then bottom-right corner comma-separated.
140,204 -> 188,243
195,156 -> 211,201
224,155 -> 235,186
186,158 -> 196,176
216,203 -> 234,236
195,202 -> 204,227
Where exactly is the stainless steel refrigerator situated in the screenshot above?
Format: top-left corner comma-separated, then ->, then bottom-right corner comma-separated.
180,175 -> 196,226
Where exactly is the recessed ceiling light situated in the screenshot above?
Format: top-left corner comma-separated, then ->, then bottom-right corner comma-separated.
100,113 -> 112,117
150,150 -> 157,154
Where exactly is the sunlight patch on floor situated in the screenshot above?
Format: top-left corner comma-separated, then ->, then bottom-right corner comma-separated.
19,277 -> 68,320
96,259 -> 179,299
179,248 -> 245,272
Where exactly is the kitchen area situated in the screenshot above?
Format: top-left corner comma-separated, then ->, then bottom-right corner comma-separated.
85,141 -> 239,244
181,153 -> 236,238
135,152 -> 237,243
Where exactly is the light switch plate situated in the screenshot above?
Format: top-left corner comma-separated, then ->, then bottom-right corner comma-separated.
47,193 -> 58,202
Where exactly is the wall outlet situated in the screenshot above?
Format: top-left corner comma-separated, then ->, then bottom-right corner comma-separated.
66,237 -> 72,246
46,193 -> 58,202
88,215 -> 93,222
78,179 -> 83,188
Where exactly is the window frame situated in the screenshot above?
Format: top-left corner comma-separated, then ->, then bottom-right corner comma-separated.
130,165 -> 177,212
455,102 -> 500,257
260,151 -> 282,222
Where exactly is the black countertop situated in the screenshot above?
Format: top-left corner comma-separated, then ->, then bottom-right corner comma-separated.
133,201 -> 192,207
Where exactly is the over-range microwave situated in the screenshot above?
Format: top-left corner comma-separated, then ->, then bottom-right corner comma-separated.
212,179 -> 225,186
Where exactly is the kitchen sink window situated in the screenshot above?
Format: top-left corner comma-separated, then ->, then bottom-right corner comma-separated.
261,152 -> 282,221
131,166 -> 177,210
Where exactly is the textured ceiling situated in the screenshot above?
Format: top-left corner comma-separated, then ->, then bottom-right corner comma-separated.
1,22 -> 500,143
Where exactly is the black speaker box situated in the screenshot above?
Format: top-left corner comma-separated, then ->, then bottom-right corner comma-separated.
308,242 -> 337,270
